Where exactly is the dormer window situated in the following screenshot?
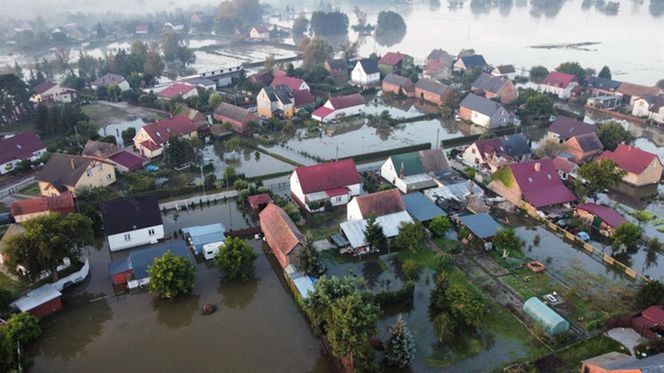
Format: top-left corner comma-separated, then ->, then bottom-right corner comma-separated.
527,177 -> 533,182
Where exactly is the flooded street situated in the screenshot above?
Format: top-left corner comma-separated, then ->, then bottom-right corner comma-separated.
27,206 -> 327,372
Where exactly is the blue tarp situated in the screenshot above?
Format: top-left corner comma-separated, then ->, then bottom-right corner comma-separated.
458,213 -> 502,240
129,240 -> 192,279
182,224 -> 226,254
402,193 -> 447,222
108,257 -> 132,276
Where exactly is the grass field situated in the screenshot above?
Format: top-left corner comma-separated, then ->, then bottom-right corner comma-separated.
18,183 -> 40,196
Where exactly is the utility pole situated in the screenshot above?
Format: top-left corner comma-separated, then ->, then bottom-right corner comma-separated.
436,128 -> 440,148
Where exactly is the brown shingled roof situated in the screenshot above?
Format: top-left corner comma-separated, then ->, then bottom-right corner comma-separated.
259,203 -> 303,268
355,189 -> 405,218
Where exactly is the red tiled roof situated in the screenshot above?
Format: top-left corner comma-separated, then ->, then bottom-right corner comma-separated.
542,72 -> 577,88
354,189 -> 405,217
474,137 -> 502,160
379,52 -> 408,66
252,25 -> 269,33
552,156 -> 578,174
108,150 -> 146,171
293,89 -> 314,107
508,159 -> 577,208
598,144 -> 661,175
294,159 -> 360,194
157,83 -> 196,99
642,306 -> 664,324
247,193 -> 272,209
324,187 -> 349,197
11,193 -> 75,217
311,106 -> 334,119
33,80 -> 57,94
270,75 -> 307,91
576,203 -> 626,228
617,82 -> 662,98
328,94 -> 364,110
259,203 -> 303,268
0,132 -> 46,164
140,140 -> 160,151
141,114 -> 197,146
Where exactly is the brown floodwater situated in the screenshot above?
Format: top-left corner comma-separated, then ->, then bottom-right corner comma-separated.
27,239 -> 328,373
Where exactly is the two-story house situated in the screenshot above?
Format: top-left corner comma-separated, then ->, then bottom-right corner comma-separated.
133,115 -> 198,158
36,153 -> 116,197
101,195 -> 164,252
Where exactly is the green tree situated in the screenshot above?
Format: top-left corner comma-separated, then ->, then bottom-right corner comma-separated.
364,216 -> 388,252
163,137 -> 197,168
613,222 -> 641,249
4,312 -> 41,345
284,202 -> 302,223
208,92 -> 222,108
395,221 -> 426,252
327,291 -> 380,371
657,79 -> 664,90
535,138 -> 565,158
433,312 -> 456,343
429,216 -> 452,237
492,227 -> 524,254
578,159 -> 626,199
147,251 -> 195,299
121,127 -> 136,146
556,61 -> 586,81
598,65 -> 612,80
106,83 -> 121,102
306,276 -> 357,326
402,259 -> 421,282
385,316 -> 416,368
635,280 -> 664,309
0,74 -> 34,124
292,14 -> 309,34
299,37 -> 333,66
529,65 -> 549,83
0,288 -> 13,315
296,233 -> 324,276
2,213 -> 93,281
214,237 -> 257,280
597,121 -> 634,151
445,284 -> 484,327
309,11 -> 349,35
376,11 -> 406,33
521,92 -> 554,123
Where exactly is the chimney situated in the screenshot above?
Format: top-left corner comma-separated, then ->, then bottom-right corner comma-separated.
534,162 -> 541,172
70,158 -> 75,170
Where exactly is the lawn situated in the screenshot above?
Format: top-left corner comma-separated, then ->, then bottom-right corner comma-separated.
18,183 -> 40,196
0,201 -> 6,213
553,334 -> 627,371
397,246 -> 440,269
500,268 -> 558,300
82,103 -> 133,125
301,208 -> 346,241
0,271 -> 22,293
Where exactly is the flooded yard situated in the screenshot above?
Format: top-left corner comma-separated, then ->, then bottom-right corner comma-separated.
83,102 -> 165,147
202,144 -> 294,179
162,198 -> 254,234
191,44 -> 297,72
28,204 -> 326,372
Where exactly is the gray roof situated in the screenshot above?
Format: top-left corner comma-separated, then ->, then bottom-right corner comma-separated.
494,65 -> 515,74
383,73 -> 411,87
585,76 -> 621,90
402,193 -> 446,222
458,213 -> 502,239
357,58 -> 379,74
92,73 -> 127,87
574,132 -> 604,152
214,102 -> 258,123
415,78 -> 451,96
498,133 -> 531,157
101,195 -> 163,235
458,55 -> 488,69
263,85 -> 293,104
472,73 -> 510,93
129,240 -> 192,279
460,93 -> 503,116
181,76 -> 216,87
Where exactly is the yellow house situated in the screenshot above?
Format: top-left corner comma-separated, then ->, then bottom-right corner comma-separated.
598,144 -> 663,187
256,85 -> 295,119
36,153 -> 116,197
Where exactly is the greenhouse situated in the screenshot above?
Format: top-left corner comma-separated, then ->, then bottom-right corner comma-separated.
522,297 -> 570,336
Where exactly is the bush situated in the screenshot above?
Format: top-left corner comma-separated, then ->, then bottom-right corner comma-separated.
4,312 -> 41,345
374,281 -> 415,308
402,259 -> 421,282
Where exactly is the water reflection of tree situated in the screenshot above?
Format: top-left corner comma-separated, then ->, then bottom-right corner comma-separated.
34,292 -> 112,360
651,0 -> 664,17
152,293 -> 200,330
530,0 -> 565,18
218,276 -> 259,310
645,245 -> 660,270
362,261 -> 384,289
430,0 -> 442,11
375,29 -> 406,48
319,33 -> 349,51
470,0 -> 492,15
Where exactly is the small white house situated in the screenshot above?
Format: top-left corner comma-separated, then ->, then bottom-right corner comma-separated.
30,80 -> 76,104
538,72 -> 578,99
249,26 -> 270,40
380,148 -> 451,193
101,195 -> 164,252
632,95 -> 664,124
311,94 -> 365,123
0,132 -> 47,175
346,189 -> 405,221
290,159 -> 361,212
351,59 -> 380,86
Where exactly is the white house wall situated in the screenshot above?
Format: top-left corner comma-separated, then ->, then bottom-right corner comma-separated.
108,225 -> 164,252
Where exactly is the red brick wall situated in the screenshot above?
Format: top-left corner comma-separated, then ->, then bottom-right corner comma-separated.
459,106 -> 473,121
29,296 -> 63,319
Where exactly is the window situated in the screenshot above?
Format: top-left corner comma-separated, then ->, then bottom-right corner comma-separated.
86,169 -> 93,177
124,233 -> 131,241
148,229 -> 155,236
107,174 -> 113,180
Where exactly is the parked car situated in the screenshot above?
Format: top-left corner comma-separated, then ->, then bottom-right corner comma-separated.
577,231 -> 590,241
